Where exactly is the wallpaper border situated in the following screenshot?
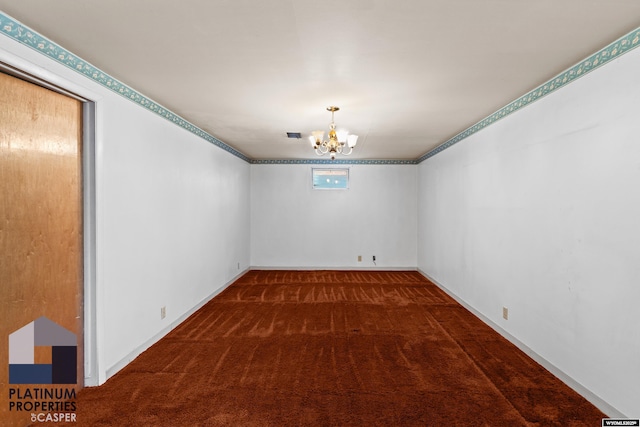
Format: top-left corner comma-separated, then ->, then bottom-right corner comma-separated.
0,12 -> 251,163
251,159 -> 417,165
1,12 -> 638,165
416,27 -> 640,163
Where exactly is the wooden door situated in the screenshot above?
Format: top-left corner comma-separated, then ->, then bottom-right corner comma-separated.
0,71 -> 83,426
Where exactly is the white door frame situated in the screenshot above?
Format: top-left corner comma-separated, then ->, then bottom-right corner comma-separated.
0,50 -> 101,386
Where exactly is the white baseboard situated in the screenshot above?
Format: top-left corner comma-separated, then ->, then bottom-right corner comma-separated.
249,265 -> 418,271
103,269 -> 249,381
416,268 -> 625,418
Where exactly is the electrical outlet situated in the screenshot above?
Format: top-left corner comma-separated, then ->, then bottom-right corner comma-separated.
358,255 -> 362,262
161,306 -> 166,319
502,307 -> 508,320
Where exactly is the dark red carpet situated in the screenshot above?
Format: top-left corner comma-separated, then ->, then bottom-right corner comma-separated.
66,270 -> 605,426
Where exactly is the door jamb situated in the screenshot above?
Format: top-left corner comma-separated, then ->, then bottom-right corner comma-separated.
0,58 -> 99,386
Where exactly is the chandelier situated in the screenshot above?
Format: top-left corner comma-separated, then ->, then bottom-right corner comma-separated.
309,106 -> 358,160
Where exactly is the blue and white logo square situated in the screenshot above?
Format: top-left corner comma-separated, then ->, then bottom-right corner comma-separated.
9,316 -> 77,384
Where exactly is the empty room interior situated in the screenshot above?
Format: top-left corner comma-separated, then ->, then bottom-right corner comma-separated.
0,2 -> 639,425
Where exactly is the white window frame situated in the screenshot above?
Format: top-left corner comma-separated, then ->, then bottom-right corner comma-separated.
311,168 -> 350,190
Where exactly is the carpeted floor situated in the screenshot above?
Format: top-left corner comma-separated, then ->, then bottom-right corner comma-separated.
66,270 -> 605,426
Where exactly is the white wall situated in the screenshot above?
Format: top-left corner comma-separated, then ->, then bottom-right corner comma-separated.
100,103 -> 250,380
418,48 -> 640,416
251,164 -> 417,269
0,32 -> 251,385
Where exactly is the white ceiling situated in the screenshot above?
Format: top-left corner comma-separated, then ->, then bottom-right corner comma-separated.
1,1 -> 639,161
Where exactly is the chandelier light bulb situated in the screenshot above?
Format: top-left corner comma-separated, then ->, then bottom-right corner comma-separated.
347,134 -> 358,148
336,130 -> 348,143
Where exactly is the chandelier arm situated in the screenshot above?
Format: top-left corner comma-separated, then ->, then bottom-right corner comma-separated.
341,146 -> 354,156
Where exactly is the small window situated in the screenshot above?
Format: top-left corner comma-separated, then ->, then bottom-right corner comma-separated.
312,168 -> 349,190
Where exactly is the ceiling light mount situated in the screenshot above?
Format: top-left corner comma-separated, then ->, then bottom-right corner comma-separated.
309,106 -> 358,160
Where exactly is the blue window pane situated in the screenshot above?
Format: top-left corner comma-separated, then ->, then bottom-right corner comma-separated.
312,169 -> 349,190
